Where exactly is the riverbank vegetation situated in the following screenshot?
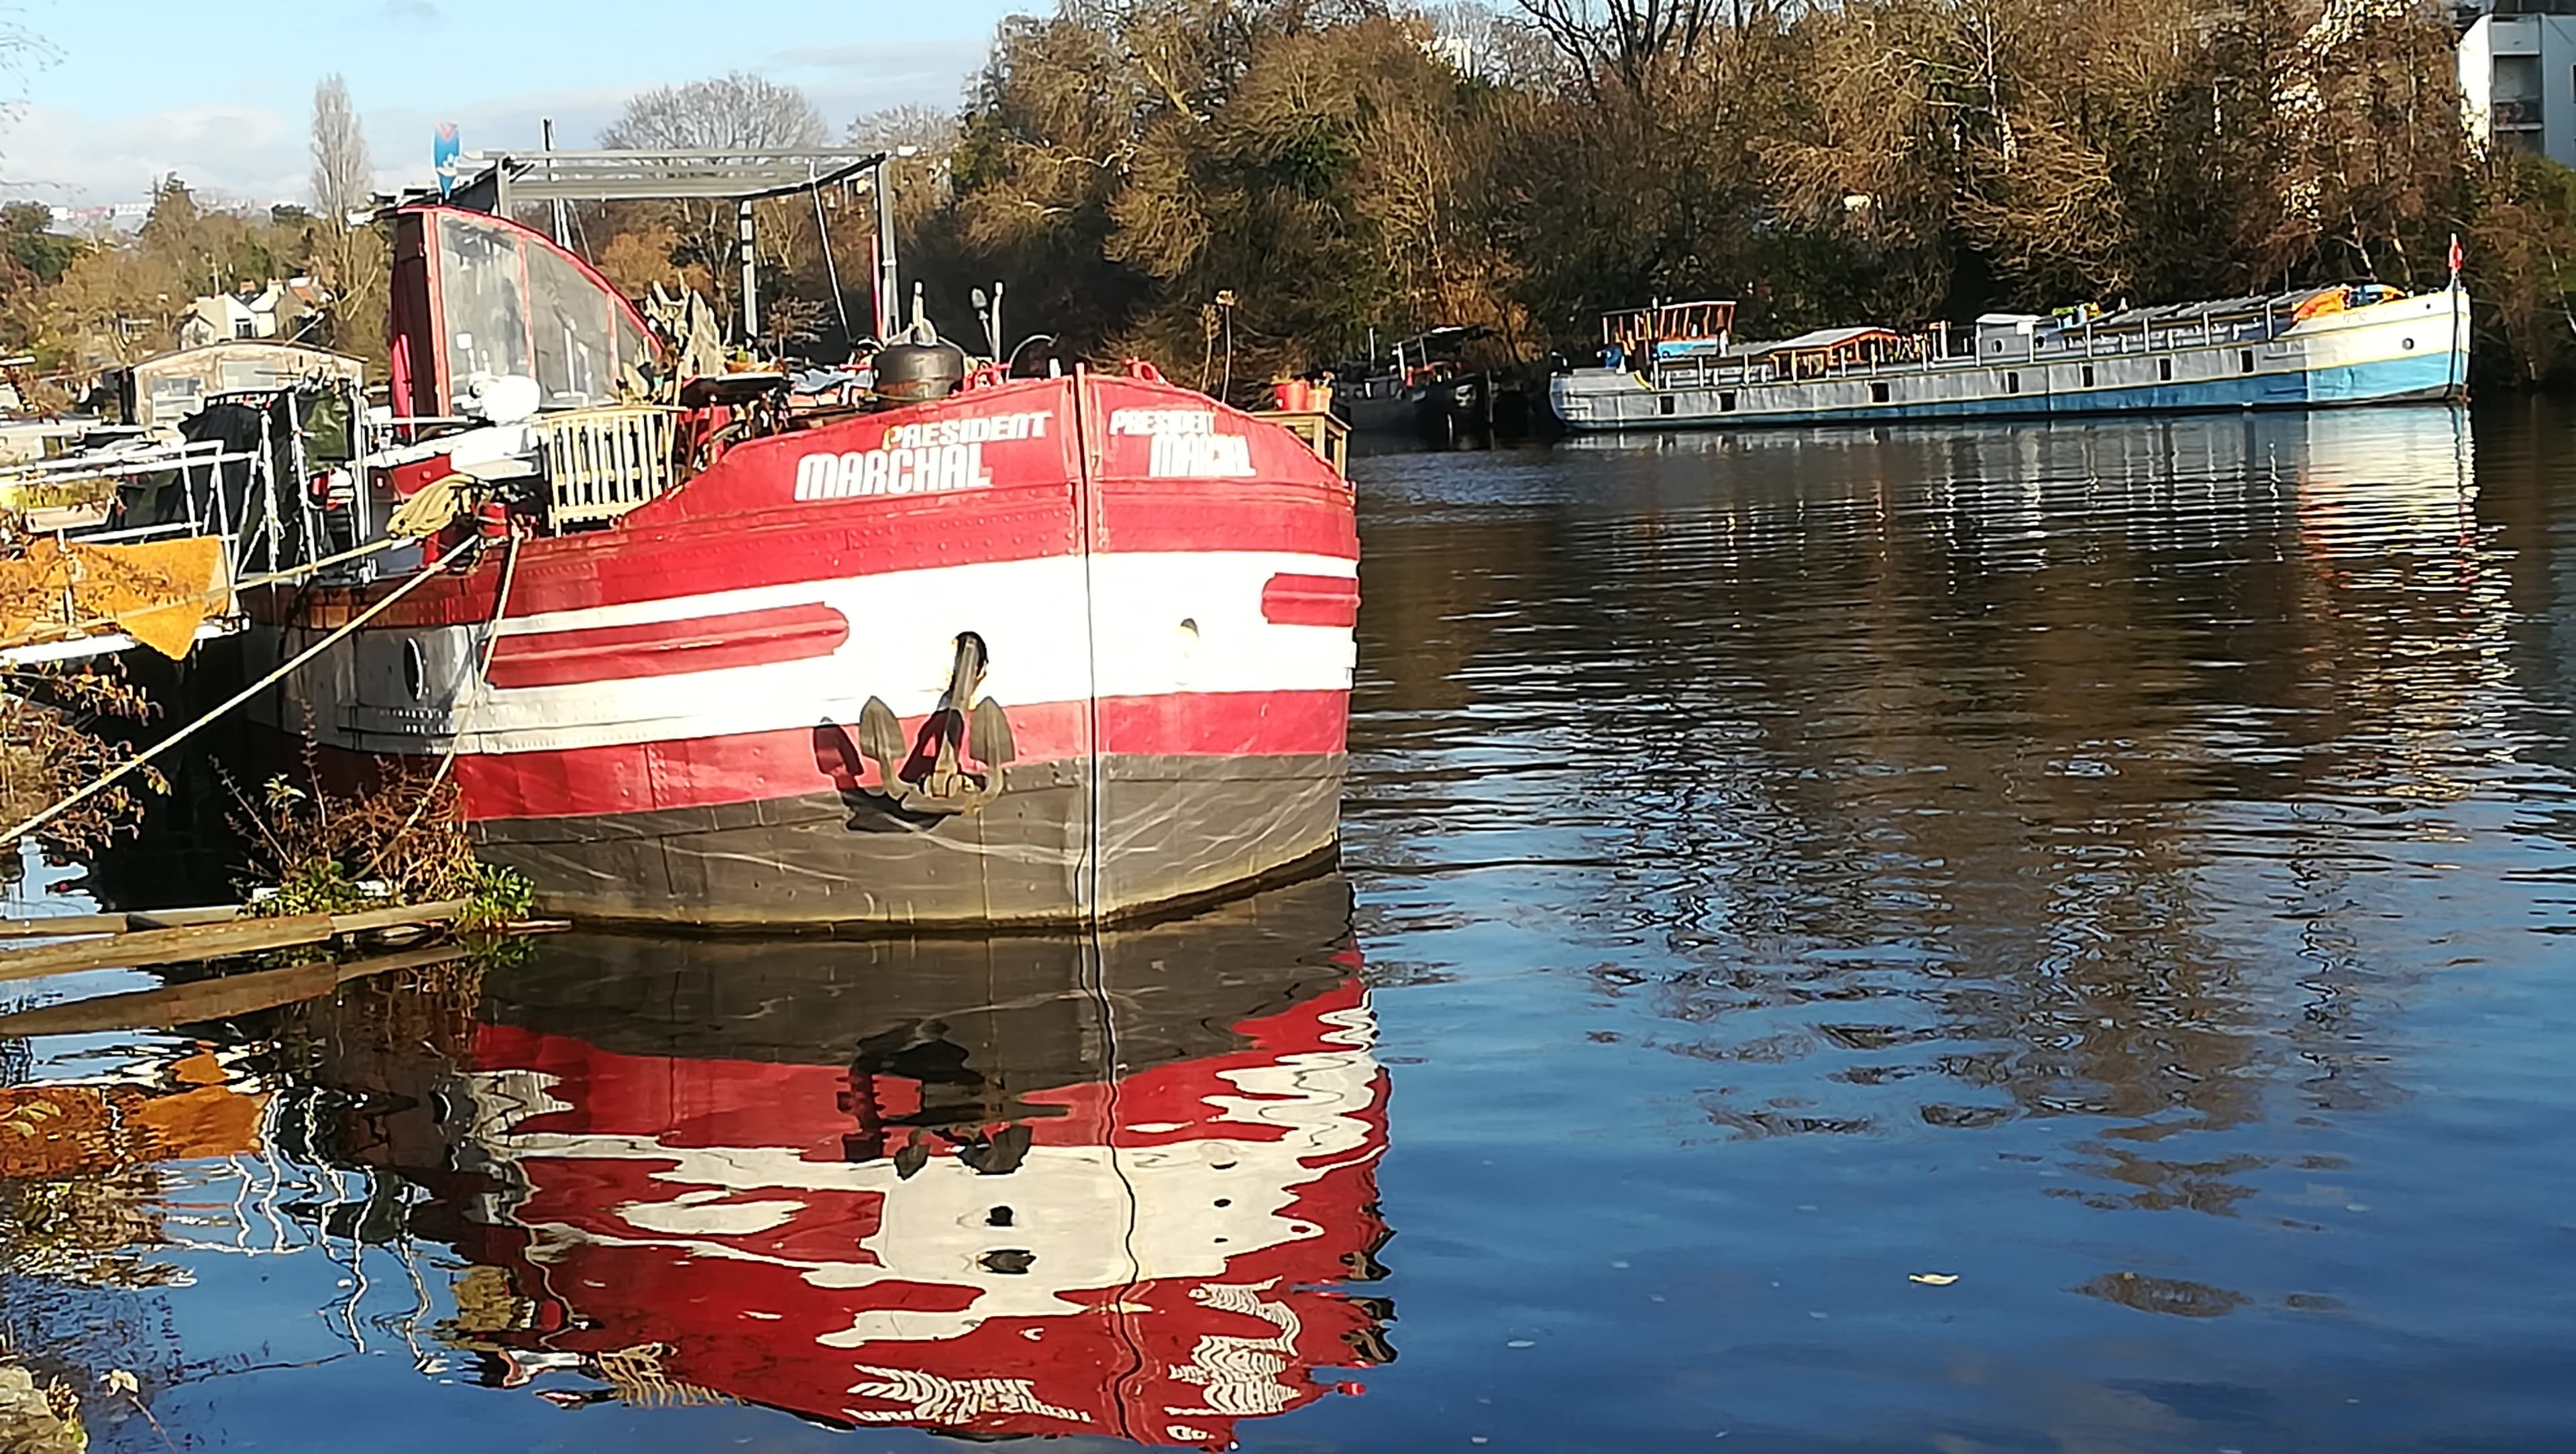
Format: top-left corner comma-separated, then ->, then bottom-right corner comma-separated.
903,0 -> 2576,387
2,0 -> 2572,404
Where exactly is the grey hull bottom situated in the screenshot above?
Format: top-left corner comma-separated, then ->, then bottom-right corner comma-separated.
470,752 -> 1347,930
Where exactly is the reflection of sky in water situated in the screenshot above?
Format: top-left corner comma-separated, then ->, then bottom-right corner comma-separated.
1340,403 -> 2575,1450
6,404 -> 2576,1451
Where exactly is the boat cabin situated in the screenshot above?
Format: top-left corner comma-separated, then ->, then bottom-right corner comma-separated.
112,342 -> 367,435
1743,325 -> 1910,379
390,207 -> 659,422
1974,313 -> 2047,359
1601,300 -> 1736,364
1387,325 -> 1493,385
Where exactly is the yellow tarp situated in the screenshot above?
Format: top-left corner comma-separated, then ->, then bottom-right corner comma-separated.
2293,288 -> 2351,322
0,535 -> 229,659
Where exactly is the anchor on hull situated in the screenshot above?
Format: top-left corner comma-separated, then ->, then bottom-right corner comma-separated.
856,630 -> 1018,816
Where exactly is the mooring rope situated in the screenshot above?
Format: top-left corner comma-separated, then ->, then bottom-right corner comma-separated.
0,535 -> 486,849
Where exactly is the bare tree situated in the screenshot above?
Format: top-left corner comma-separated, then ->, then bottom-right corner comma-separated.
596,74 -> 826,333
1514,0 -> 1729,97
309,74 -> 372,224
847,103 -> 959,155
600,72 -> 826,151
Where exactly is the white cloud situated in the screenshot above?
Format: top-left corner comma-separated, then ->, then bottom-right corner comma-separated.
0,100 -> 302,205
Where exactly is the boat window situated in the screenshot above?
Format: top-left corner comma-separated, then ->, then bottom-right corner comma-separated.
2239,350 -> 2255,374
528,244 -> 618,408
2081,365 -> 2095,388
1719,391 -> 1737,412
437,213 -> 532,403
2004,371 -> 2020,395
438,211 -> 650,412
1870,382 -> 1891,404
2158,357 -> 2174,382
1658,394 -> 1675,416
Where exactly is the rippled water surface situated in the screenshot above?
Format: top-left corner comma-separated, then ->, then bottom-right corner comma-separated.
6,402 -> 2575,1451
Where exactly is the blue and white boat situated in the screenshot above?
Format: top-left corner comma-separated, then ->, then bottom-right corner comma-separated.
1548,284 -> 2469,432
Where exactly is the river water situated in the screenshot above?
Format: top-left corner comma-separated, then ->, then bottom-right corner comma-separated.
5,401 -> 2574,1451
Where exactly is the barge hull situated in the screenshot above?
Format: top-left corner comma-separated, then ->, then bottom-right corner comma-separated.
248,372 -> 1360,929
1552,288 -> 2468,431
467,751 -> 1346,929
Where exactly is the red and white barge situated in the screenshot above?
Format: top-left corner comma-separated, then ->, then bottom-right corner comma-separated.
244,205 -> 1358,928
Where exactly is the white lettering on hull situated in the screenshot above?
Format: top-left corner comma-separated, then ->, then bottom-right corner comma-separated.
793,410 -> 1054,501
1108,407 -> 1258,478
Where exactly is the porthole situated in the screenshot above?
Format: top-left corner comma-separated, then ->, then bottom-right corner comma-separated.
402,639 -> 425,701
2402,337 -> 2416,351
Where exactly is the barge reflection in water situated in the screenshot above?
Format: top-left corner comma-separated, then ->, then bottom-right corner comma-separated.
0,872 -> 1391,1450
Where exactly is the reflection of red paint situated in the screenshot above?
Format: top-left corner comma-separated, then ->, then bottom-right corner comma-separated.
487,604 -> 849,689
1261,573 -> 1361,627
456,978 -> 1390,1447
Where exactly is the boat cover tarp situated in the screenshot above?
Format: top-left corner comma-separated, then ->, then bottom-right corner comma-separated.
0,534 -> 227,658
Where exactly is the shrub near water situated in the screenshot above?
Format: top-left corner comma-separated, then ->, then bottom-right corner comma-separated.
231,771 -> 533,932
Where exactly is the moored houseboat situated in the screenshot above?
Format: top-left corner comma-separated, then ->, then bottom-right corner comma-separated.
1550,282 -> 2469,431
229,203 -> 1358,928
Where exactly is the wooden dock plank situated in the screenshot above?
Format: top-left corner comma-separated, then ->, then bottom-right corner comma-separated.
0,899 -> 471,984
0,905 -> 243,938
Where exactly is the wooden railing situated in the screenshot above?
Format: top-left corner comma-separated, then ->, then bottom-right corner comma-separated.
536,406 -> 678,526
1252,409 -> 1349,476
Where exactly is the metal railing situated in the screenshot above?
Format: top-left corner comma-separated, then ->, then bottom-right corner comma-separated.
536,406 -> 678,526
1644,302 -> 2298,391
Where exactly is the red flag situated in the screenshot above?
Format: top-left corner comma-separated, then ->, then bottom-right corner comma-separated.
2449,233 -> 2465,276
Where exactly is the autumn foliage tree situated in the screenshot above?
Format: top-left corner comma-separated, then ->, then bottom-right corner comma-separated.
7,3 -> 2573,388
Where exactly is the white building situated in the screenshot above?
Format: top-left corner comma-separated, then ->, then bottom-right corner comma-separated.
175,278 -> 328,349
2458,1 -> 2576,166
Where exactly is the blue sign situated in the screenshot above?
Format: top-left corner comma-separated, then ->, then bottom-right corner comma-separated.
434,124 -> 460,199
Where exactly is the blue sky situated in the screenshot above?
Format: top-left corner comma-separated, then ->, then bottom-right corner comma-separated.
0,0 -> 1027,206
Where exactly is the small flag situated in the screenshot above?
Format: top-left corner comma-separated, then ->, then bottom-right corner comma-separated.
434,123 -> 460,199
2448,233 -> 2464,277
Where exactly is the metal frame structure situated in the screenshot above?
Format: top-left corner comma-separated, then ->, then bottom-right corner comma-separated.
441,147 -> 899,343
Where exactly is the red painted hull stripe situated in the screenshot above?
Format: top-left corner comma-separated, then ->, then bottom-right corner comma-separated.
1261,572 -> 1362,627
448,689 -> 1349,820
335,490 -> 1357,630
486,603 -> 850,689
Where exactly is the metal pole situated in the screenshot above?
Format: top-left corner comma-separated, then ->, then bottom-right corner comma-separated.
347,380 -> 372,563
872,156 -> 899,342
287,390 -> 319,563
737,199 -> 759,348
543,119 -> 570,249
256,406 -> 280,577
